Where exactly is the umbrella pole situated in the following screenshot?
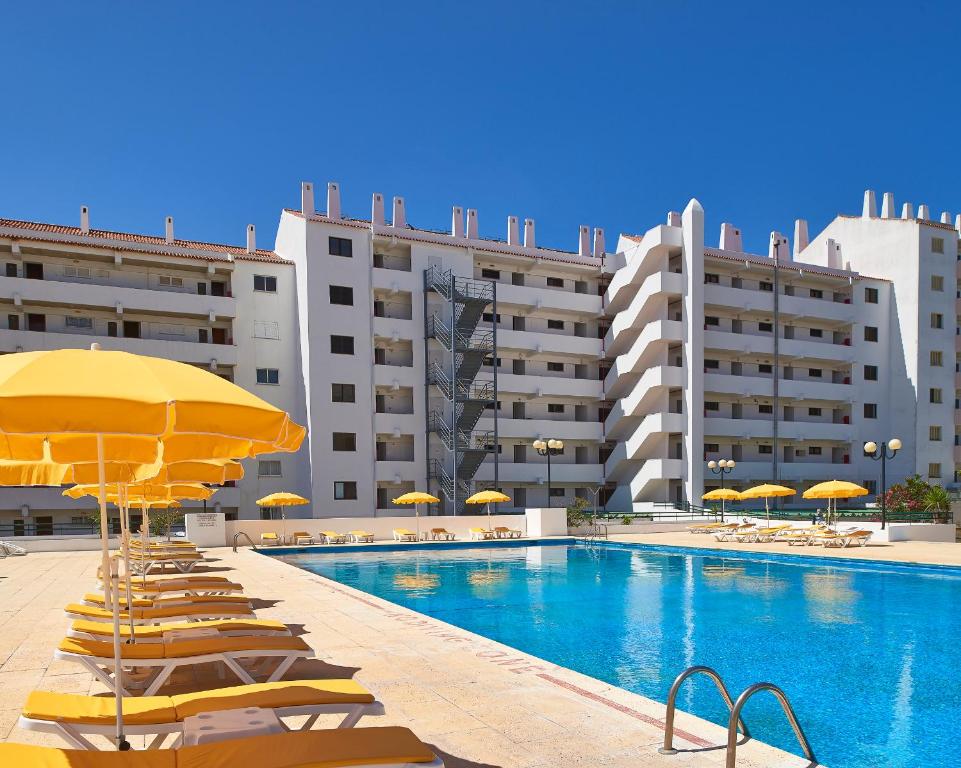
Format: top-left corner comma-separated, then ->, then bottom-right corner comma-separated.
96,435 -> 127,750
119,488 -> 136,642
140,501 -> 148,588
766,497 -> 770,526
416,504 -> 420,542
487,502 -> 492,530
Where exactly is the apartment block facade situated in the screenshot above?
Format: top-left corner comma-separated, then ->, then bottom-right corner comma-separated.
0,184 -> 955,525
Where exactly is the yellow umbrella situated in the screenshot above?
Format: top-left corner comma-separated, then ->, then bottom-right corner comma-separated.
702,487 -> 740,520
802,480 -> 869,527
465,489 -> 512,530
0,345 -> 305,751
739,483 -> 796,525
256,492 -> 310,543
392,491 -> 440,541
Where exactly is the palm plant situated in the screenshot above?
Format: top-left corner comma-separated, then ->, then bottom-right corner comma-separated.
923,485 -> 952,523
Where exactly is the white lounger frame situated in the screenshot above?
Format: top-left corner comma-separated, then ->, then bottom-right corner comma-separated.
67,625 -> 291,642
18,700 -> 386,750
130,557 -> 203,575
55,645 -> 316,696
64,608 -> 255,625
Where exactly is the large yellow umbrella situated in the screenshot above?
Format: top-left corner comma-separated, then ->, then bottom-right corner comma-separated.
739,483 -> 796,525
256,492 -> 310,543
702,487 -> 741,520
0,345 -> 305,750
802,480 -> 869,527
465,489 -> 512,530
392,491 -> 440,541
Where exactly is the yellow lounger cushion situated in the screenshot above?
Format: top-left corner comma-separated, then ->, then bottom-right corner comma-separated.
0,742 -> 175,767
131,581 -> 243,594
171,679 -> 374,718
176,727 -> 437,768
71,617 -> 288,639
59,635 -> 310,660
65,602 -> 254,621
83,593 -> 250,607
22,680 -> 374,726
59,637 -> 160,660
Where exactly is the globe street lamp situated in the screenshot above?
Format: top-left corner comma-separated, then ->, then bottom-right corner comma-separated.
707,459 -> 736,521
863,438 -> 901,530
534,439 -> 564,505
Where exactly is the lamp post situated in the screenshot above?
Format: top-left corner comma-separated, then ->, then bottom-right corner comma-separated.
707,459 -> 736,521
533,439 -> 564,507
863,438 -> 901,530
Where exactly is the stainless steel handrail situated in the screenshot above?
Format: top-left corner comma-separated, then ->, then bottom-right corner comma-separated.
725,683 -> 816,768
232,532 -> 257,552
659,666 -> 749,755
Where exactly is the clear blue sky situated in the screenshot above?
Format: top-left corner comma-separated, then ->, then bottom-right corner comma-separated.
3,1 -> 960,256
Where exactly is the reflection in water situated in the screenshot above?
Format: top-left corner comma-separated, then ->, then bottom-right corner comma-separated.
802,571 -> 857,624
885,642 -> 915,766
393,573 -> 440,592
467,569 -> 508,586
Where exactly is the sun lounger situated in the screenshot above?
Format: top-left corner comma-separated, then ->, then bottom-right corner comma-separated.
0,540 -> 27,556
748,525 -> 792,543
430,528 -> 456,541
55,635 -> 315,697
780,525 -> 830,545
815,528 -> 873,547
19,679 -> 385,749
493,526 -> 521,539
349,530 -> 374,543
69,617 -> 290,642
686,521 -> 730,533
112,581 -> 244,598
713,524 -> 754,542
65,601 -> 256,625
291,531 -> 314,545
129,553 -> 205,575
261,532 -> 280,546
392,529 -> 417,542
82,593 -> 251,609
0,727 -> 444,766
321,530 -> 348,544
469,528 -> 494,540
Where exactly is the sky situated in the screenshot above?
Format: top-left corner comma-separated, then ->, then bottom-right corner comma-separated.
2,1 -> 961,256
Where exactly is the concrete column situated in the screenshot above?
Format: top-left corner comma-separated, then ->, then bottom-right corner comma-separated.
507,216 -> 519,246
301,182 -> 315,215
593,228 -> 605,257
327,183 -> 341,219
793,219 -> 809,258
578,225 -> 590,257
881,192 -> 895,218
392,197 -> 406,228
681,199 -> 705,505
918,204 -> 930,220
80,206 -> 90,234
466,209 -> 478,239
371,193 -> 385,226
165,216 -> 174,244
901,202 -> 914,220
523,219 -> 535,248
863,190 -> 877,218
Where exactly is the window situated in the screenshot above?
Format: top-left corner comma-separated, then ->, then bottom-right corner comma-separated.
481,268 -> 500,279
547,403 -> 565,414
157,324 -> 185,336
331,383 -> 355,402
864,364 -> 878,380
483,356 -> 501,367
547,362 -> 564,372
258,460 -> 282,477
329,236 -> 353,257
158,275 -> 183,288
705,273 -> 719,284
932,275 -> 944,291
932,237 -> 945,254
864,326 -> 878,342
759,445 -> 773,454
198,328 -> 208,343
65,316 -> 93,329
808,407 -> 822,416
5,263 -> 16,277
256,368 -> 279,385
332,432 -> 356,451
705,316 -> 720,326
546,277 -> 564,288
7,314 -> 18,331
704,443 -> 720,453
864,286 -> 879,303
758,322 -> 773,332
549,488 -> 565,497
705,401 -> 720,411
930,388 -> 943,404
334,481 -> 357,500
930,350 -> 943,367
759,281 -> 773,292
63,265 -> 91,279
704,359 -> 719,369
253,320 -> 280,339
481,312 -> 502,323
254,275 -> 277,292
809,288 -> 823,299
758,363 -> 773,374
808,368 -> 823,378
24,263 -> 43,280
547,319 -> 565,330
329,285 -> 353,305
330,335 -> 354,355
930,425 -> 942,441
929,463 -> 942,479
809,328 -> 823,338
864,403 -> 878,419
809,446 -> 823,455
759,404 -> 773,414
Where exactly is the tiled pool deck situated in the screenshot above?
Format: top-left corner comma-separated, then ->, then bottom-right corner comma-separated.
0,545 -> 819,767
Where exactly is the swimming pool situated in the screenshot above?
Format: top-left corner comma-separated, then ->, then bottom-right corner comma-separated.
271,541 -> 961,768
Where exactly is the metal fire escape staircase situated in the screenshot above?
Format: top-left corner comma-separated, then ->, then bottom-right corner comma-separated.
424,267 -> 498,513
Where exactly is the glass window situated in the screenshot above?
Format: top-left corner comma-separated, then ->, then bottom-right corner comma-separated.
864,403 -> 878,418
547,319 -> 565,330
864,287 -> 879,303
258,460 -> 282,477
930,351 -> 943,367
704,273 -> 719,284
930,425 -> 942,441
928,463 -> 942,479
809,289 -> 823,299
547,403 -> 565,413
759,281 -> 773,292
705,316 -> 720,326
331,383 -> 355,402
864,326 -> 878,342
481,268 -> 500,279
547,362 -> 564,372
931,313 -> 944,329
330,335 -> 354,355
758,322 -> 773,332
808,368 -> 822,377
930,388 -> 943,404
329,237 -> 353,257
932,275 -> 944,291
256,368 -> 279,385
864,364 -> 878,380
329,285 -> 353,305
546,277 -> 564,288
809,328 -> 823,338
932,237 -> 945,254
253,275 -> 277,292
334,481 -> 357,500
332,432 -> 356,451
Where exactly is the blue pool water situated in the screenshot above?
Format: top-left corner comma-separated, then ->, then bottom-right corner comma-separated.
271,542 -> 961,768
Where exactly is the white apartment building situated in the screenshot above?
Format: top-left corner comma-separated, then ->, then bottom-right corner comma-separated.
0,184 -> 955,525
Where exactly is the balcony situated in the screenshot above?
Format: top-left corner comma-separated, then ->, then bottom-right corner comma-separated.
477,417 -> 603,442
604,271 -> 684,356
0,328 -> 237,366
474,463 -> 603,484
605,365 -> 685,437
704,329 -> 853,363
494,372 -> 603,399
604,226 -> 683,313
704,284 -> 854,324
703,373 -> 852,403
496,329 -> 602,358
604,320 -> 685,398
494,282 -> 602,317
0,276 -> 235,319
721,461 -> 862,484
605,413 -> 686,480
622,458 -> 685,502
703,417 -> 853,442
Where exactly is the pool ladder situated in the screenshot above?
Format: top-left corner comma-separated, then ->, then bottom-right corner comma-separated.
658,665 -> 817,768
232,532 -> 258,552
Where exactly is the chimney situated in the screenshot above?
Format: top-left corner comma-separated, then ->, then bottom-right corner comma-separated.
371,193 -> 385,226
769,231 -> 789,262
667,211 -> 681,227
826,238 -> 842,270
466,209 -> 478,239
862,190 -> 877,218
80,206 -> 90,234
593,227 -> 605,257
327,182 -> 341,219
523,219 -> 536,248
164,216 -> 174,244
507,216 -> 520,246
719,223 -> 743,251
246,224 -> 256,254
793,219 -> 809,258
901,202 -> 914,220
918,204 -> 930,220
578,225 -> 590,257
955,214 -> 961,234
451,206 -> 464,238
881,192 -> 895,218
301,182 -> 315,215
941,211 -> 952,225
392,197 -> 406,228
